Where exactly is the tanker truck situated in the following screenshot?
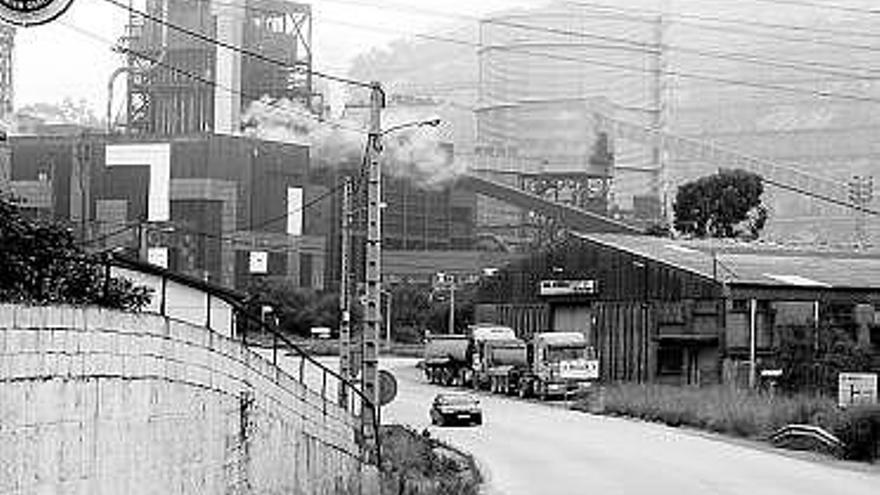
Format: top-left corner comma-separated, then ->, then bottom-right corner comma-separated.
468,324 -> 518,389
480,338 -> 528,395
518,332 -> 599,400
422,334 -> 471,386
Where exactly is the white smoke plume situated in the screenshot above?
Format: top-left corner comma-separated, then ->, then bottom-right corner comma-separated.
241,97 -> 365,168
241,97 -> 468,188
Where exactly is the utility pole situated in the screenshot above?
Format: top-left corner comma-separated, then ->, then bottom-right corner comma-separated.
362,82 -> 384,445
385,290 -> 392,352
448,280 -> 456,334
338,177 -> 353,407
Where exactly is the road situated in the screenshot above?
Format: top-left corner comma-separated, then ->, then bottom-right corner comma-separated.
379,358 -> 880,495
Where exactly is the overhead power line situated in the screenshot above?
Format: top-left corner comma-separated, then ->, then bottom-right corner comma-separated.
100,0 -> 372,89
317,21 -> 880,103
207,0 -> 880,87
564,0 -> 880,40
748,0 -> 880,15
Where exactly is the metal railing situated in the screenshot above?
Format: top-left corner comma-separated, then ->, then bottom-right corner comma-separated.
0,248 -> 383,466
233,307 -> 382,466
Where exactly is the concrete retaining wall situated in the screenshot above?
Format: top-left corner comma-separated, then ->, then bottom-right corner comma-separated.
0,304 -> 362,495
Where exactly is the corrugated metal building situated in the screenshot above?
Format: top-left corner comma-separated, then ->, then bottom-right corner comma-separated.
476,232 -> 880,386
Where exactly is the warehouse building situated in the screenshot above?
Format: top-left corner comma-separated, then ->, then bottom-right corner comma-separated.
476,232 -> 880,386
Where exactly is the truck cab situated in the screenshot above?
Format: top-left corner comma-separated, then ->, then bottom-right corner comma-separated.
523,332 -> 599,399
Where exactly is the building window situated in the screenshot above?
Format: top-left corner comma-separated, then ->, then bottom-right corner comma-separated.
731,299 -> 749,312
657,345 -> 683,375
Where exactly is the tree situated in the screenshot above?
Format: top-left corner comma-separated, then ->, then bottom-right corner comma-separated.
775,321 -> 874,395
673,169 -> 767,239
243,279 -> 341,338
14,98 -> 104,131
0,195 -> 151,310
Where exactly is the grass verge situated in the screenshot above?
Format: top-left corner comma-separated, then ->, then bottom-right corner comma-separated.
572,384 -> 880,462
380,425 -> 481,495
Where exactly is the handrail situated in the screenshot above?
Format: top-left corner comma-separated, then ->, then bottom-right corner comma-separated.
232,305 -> 383,466
25,252 -> 383,466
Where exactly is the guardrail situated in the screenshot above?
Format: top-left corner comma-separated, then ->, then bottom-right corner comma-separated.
768,424 -> 844,458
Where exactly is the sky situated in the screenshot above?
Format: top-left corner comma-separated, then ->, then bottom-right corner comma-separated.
12,0 -> 545,114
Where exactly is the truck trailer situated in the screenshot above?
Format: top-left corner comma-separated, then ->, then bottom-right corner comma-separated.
423,334 -> 470,386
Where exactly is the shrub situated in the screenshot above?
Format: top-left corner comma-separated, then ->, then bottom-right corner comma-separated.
580,384 -> 841,440
834,405 -> 880,461
380,425 -> 480,495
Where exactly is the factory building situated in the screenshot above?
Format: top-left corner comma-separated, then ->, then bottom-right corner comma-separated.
475,0 -> 880,245
1,0 -> 326,291
6,133 -> 325,291
476,232 -> 880,386
347,1 -> 880,248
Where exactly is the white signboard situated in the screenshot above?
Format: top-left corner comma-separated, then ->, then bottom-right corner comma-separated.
146,247 -> 169,269
539,280 -> 598,296
838,372 -> 878,408
249,251 -> 268,274
287,187 -> 303,236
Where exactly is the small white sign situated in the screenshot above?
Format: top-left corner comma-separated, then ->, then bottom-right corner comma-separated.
838,372 -> 878,408
287,187 -> 303,236
539,279 -> 598,296
249,251 -> 268,274
147,247 -> 168,269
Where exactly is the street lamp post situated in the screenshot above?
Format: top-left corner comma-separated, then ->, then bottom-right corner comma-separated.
359,81 -> 441,449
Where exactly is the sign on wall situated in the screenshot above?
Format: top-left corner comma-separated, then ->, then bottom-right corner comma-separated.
249,251 -> 268,274
287,187 -> 303,236
147,247 -> 169,269
838,372 -> 878,408
538,279 -> 598,296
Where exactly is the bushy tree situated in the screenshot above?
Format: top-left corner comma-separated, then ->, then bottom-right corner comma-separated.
0,195 -> 151,310
674,169 -> 767,239
775,322 -> 874,395
244,279 -> 340,337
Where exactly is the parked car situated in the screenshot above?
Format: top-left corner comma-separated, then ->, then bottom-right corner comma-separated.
429,392 -> 483,426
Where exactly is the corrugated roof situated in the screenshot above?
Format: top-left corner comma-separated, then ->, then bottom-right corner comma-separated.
572,233 -> 880,290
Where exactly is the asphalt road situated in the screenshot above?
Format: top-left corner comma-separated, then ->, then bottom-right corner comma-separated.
380,358 -> 880,495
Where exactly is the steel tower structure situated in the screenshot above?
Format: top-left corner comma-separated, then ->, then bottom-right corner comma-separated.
122,0 -> 314,135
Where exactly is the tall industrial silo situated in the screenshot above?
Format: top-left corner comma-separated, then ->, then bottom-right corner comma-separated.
475,0 -> 664,238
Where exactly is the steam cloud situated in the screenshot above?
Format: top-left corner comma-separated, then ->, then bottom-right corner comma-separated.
241,98 -> 467,188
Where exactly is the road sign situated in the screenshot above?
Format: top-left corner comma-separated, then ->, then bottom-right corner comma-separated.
838,372 -> 878,408
378,370 -> 398,406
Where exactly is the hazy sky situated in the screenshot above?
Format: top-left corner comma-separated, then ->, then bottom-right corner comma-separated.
12,0 -> 544,113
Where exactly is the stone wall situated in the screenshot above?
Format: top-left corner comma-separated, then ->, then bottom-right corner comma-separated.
0,304 -> 363,495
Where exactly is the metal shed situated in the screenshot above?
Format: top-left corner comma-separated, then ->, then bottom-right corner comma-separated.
476,232 -> 880,386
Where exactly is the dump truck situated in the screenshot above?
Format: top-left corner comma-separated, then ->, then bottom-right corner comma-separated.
518,332 -> 600,400
422,334 -> 471,386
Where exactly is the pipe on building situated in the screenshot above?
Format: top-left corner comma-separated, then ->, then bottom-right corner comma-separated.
749,298 -> 758,389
